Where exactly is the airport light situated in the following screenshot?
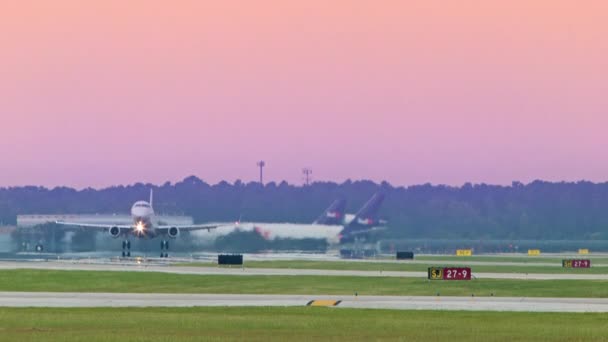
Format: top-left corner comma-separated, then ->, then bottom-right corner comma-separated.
135,221 -> 145,233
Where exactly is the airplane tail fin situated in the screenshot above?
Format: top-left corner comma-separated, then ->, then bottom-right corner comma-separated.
313,199 -> 347,225
353,192 -> 385,226
149,189 -> 154,208
340,192 -> 385,236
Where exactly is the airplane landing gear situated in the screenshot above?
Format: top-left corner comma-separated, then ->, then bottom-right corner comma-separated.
160,240 -> 169,258
122,240 -> 131,257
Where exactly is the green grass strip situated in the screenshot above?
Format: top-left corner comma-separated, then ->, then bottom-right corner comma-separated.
0,307 -> 607,341
1,269 -> 608,298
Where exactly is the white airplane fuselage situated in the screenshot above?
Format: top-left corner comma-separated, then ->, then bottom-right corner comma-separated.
191,222 -> 344,244
129,200 -> 156,238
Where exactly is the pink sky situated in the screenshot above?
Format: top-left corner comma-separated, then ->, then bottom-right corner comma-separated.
1,1 -> 607,188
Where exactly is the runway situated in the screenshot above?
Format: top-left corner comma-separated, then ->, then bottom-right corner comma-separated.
1,260 -> 608,280
2,292 -> 608,312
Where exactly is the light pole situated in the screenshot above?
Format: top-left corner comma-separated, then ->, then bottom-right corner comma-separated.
302,168 -> 312,186
257,161 -> 266,185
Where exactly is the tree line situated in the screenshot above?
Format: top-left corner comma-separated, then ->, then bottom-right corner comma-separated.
2,176 -> 608,240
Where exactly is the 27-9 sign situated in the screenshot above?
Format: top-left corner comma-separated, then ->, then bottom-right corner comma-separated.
563,259 -> 591,268
428,267 -> 471,280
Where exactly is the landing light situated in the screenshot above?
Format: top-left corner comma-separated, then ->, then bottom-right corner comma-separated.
135,222 -> 145,233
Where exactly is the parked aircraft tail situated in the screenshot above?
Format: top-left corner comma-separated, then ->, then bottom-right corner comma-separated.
313,199 -> 347,225
340,192 -> 386,238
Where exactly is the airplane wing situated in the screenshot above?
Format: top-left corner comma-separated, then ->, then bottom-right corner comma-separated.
156,224 -> 222,232
56,221 -> 222,232
55,221 -> 133,230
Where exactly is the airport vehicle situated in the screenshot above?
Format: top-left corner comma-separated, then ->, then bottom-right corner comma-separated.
55,190 -> 220,257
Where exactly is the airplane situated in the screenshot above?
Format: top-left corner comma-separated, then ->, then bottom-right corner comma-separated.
313,199 -> 347,225
55,190 -> 220,257
339,192 -> 386,238
225,193 -> 386,244
190,198 -> 348,243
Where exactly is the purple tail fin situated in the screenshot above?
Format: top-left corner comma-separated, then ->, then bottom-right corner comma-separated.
341,193 -> 385,236
314,199 -> 347,225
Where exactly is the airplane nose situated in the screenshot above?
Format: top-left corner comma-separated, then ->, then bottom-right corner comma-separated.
131,207 -> 144,216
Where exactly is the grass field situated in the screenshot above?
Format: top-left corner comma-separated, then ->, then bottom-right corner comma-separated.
2,269 -> 608,298
176,260 -> 608,274
0,307 -> 607,341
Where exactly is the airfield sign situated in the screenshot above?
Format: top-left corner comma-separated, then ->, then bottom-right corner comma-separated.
428,267 -> 471,280
562,259 -> 591,268
456,249 -> 472,256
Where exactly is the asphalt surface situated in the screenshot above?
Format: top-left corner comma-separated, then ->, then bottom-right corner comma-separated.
2,292 -> 608,312
10,251 -> 608,267
1,260 -> 608,280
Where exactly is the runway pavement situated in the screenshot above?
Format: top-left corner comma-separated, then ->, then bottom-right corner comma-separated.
2,292 -> 608,312
1,260 -> 608,280
11,252 -> 608,267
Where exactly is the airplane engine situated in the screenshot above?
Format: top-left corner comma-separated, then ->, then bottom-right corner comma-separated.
109,226 -> 121,238
168,227 -> 179,239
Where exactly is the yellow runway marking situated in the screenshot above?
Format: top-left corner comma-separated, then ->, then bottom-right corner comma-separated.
307,300 -> 342,307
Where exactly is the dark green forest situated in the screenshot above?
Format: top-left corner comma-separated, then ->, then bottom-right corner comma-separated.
2,176 -> 608,240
